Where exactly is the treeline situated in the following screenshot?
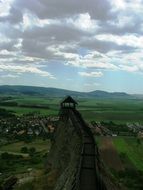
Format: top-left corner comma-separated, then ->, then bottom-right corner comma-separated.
0,108 -> 15,118
18,104 -> 50,109
0,101 -> 50,109
0,101 -> 18,106
99,121 -> 136,136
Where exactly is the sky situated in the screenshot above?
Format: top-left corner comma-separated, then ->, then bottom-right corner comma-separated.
0,0 -> 143,93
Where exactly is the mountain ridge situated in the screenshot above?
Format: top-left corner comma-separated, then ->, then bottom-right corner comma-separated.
0,85 -> 133,99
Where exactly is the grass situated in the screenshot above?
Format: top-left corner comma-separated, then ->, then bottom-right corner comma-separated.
113,137 -> 143,171
96,137 -> 143,189
0,151 -> 29,157
0,106 -> 58,116
1,95 -> 143,189
77,98 -> 143,123
0,139 -> 51,153
0,138 -> 51,185
2,96 -> 60,106
1,95 -> 143,122
80,110 -> 143,123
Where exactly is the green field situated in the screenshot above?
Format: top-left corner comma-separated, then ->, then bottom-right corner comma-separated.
97,136 -> 143,171
0,106 -> 58,115
0,138 -> 51,185
0,139 -> 51,154
78,98 -> 143,123
1,95 -> 143,122
0,96 -> 60,116
113,137 -> 143,171
1,95 -> 143,189
97,136 -> 143,189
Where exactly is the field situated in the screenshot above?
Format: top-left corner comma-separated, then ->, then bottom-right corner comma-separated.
0,106 -> 58,115
0,139 -> 51,155
99,137 -> 124,171
0,138 -> 51,186
1,95 -> 143,123
98,137 -> 143,189
0,96 -> 60,115
1,95 -> 143,189
113,137 -> 143,171
78,98 -> 143,123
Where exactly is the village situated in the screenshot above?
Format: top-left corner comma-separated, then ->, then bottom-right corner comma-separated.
0,114 -> 59,142
90,121 -> 143,139
0,113 -> 59,188
1,112 -> 143,143
0,98 -> 143,190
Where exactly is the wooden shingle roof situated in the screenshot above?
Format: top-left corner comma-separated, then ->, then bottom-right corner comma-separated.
61,96 -> 78,104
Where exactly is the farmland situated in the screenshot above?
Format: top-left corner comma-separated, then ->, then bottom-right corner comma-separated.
98,137 -> 143,189
0,94 -> 143,189
113,137 -> 143,171
78,98 -> 143,123
1,95 -> 143,123
0,138 -> 51,186
0,139 -> 51,154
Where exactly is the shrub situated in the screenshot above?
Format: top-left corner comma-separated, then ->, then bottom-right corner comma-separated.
21,147 -> 28,153
29,147 -> 36,157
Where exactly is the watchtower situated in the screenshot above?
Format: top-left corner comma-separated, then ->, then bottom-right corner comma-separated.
60,96 -> 78,109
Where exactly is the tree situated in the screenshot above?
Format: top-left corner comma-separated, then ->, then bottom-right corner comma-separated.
1,152 -> 10,159
137,138 -> 141,146
21,146 -> 28,153
29,147 -> 36,156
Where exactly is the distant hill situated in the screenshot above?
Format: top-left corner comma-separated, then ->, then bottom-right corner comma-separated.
0,85 -> 132,99
88,90 -> 131,98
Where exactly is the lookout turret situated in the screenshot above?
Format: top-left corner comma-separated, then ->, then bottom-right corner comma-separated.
60,96 -> 78,109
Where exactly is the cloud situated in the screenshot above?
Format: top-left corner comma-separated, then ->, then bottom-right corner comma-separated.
110,0 -> 143,12
0,64 -> 55,78
119,65 -> 139,72
12,0 -> 112,20
96,34 -> 143,49
83,82 -> 101,92
84,82 -> 100,87
1,74 -> 19,78
0,0 -> 14,17
106,50 -> 143,73
0,39 -> 19,51
78,71 -> 103,77
66,51 -> 118,70
67,13 -> 99,32
0,6 -> 23,24
80,37 -> 136,53
0,0 -> 143,92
